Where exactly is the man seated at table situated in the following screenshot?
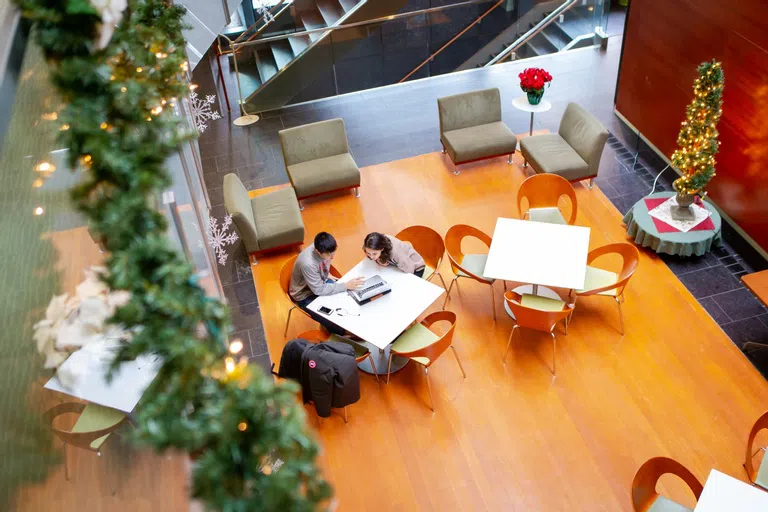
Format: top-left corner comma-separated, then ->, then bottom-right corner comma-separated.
290,232 -> 365,335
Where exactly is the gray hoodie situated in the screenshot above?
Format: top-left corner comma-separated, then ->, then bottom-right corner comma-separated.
289,245 -> 346,302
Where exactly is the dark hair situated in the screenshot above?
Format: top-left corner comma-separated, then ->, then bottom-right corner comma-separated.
314,232 -> 337,254
363,232 -> 393,263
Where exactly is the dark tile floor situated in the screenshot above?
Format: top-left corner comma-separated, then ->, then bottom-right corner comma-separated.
193,34 -> 768,378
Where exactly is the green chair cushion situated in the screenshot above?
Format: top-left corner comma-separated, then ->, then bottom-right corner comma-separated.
287,153 -> 360,199
442,122 -> 517,164
520,133 -> 590,182
328,334 -> 370,359
577,265 -> 619,296
423,265 -> 434,280
647,495 -> 692,512
458,253 -> 494,283
391,323 -> 439,366
529,207 -> 567,225
520,293 -> 565,312
251,187 -> 305,251
756,452 -> 768,490
72,404 -> 125,450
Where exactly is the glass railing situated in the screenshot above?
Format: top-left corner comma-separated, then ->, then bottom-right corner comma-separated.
231,0 -> 609,114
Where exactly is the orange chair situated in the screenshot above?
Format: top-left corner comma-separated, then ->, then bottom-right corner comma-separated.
280,255 -> 342,337
631,457 -> 703,512
745,410 -> 768,490
517,173 -> 578,225
387,311 -> 465,411
502,290 -> 572,376
395,225 -> 448,291
569,242 -> 640,335
444,224 -> 498,320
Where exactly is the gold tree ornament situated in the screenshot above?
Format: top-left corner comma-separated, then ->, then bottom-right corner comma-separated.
671,60 -> 724,195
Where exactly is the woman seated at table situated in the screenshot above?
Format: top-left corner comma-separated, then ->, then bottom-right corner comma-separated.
363,232 -> 426,277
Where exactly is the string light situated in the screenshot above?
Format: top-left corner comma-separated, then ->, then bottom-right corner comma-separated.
34,206 -> 44,216
60,123 -> 70,131
189,84 -> 198,91
35,162 -> 55,172
32,178 -> 44,188
41,112 -> 58,121
151,106 -> 163,115
121,86 -> 127,93
100,122 -> 108,130
155,52 -> 168,59
229,340 -> 244,354
180,61 -> 189,71
225,357 -> 236,374
238,422 -> 247,431
136,67 -> 143,73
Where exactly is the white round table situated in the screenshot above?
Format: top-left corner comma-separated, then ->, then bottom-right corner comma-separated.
512,96 -> 552,136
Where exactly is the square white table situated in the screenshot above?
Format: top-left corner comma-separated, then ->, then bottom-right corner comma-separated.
484,217 -> 590,291
45,350 -> 161,413
694,469 -> 768,511
307,258 -> 444,374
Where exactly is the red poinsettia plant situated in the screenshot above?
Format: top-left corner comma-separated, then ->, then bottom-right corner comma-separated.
519,67 -> 553,92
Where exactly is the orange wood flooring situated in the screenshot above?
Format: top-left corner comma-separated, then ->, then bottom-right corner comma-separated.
250,151 -> 768,511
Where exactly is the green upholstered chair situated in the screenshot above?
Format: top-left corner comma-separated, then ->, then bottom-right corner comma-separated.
43,402 -> 127,481
444,224 -> 498,320
502,290 -> 572,376
517,173 -> 578,226
395,225 -> 448,291
278,118 -> 361,208
568,242 -> 640,335
437,88 -> 517,175
745,410 -> 768,490
387,311 -> 465,411
520,102 -> 609,187
631,457 -> 703,512
223,173 -> 305,264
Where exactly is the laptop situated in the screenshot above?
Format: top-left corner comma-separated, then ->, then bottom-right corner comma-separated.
347,275 -> 392,305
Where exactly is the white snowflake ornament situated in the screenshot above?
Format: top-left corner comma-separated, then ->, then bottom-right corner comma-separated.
208,214 -> 239,266
189,91 -> 221,133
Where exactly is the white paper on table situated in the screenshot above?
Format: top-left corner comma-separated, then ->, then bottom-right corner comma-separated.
648,196 -> 712,233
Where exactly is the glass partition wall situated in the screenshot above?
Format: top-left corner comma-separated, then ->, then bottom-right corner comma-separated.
0,25 -> 218,512
232,0 -> 610,113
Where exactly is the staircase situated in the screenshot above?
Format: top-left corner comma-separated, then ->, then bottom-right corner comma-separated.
235,0 -> 407,112
179,0 -> 243,70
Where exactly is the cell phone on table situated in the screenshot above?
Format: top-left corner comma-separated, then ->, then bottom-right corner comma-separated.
318,306 -> 333,316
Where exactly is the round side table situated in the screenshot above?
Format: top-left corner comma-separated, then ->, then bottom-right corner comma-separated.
512,96 -> 552,136
622,191 -> 722,257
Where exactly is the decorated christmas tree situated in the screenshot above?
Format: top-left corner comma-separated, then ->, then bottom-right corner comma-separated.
671,60 -> 725,196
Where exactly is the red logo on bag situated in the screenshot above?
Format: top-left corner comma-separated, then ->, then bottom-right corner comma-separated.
308,360 -> 316,369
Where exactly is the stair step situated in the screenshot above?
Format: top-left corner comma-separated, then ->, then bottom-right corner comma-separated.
271,39 -> 294,70
338,0 -> 358,13
299,9 -> 328,42
235,59 -> 263,98
315,0 -> 345,26
541,26 -> 570,50
287,33 -> 311,56
254,47 -> 278,84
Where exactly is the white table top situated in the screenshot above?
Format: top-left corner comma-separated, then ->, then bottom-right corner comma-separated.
483,217 -> 590,290
307,259 -> 444,350
45,349 -> 161,413
512,95 -> 552,113
694,469 -> 768,511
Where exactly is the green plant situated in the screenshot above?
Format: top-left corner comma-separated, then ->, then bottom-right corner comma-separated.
14,0 -> 331,509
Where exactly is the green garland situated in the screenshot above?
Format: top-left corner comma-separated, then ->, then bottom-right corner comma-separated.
15,0 -> 331,509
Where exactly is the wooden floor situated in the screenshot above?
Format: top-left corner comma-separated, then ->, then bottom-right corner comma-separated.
251,151 -> 768,511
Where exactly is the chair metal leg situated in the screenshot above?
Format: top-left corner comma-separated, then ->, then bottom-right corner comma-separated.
453,164 -> 460,176
249,254 -> 258,265
298,200 -> 304,211
588,178 -> 594,189
489,284 -> 497,321
550,333 -> 557,376
441,148 -> 446,154
386,352 -> 394,384
367,353 -> 379,382
450,345 -> 466,378
443,276 -> 458,309
616,295 -> 625,335
354,187 -> 360,198
507,153 -> 513,164
343,407 -> 348,424
424,367 -> 435,412
503,325 -> 518,363
431,271 -> 449,292
63,442 -> 69,481
284,306 -> 296,337
523,158 -> 528,168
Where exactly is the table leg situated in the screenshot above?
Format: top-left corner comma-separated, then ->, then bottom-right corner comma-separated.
529,112 -> 534,136
356,342 -> 409,375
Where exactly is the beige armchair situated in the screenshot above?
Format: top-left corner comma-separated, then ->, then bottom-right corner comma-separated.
223,173 -> 304,263
278,118 -> 360,209
437,87 -> 517,175
520,102 -> 609,187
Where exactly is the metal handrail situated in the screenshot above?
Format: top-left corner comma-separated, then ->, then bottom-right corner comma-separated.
399,0 -> 504,83
233,0 -> 293,46
485,0 -> 578,66
231,0 -> 493,49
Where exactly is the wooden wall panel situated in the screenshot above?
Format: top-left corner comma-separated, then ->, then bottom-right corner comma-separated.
615,0 -> 768,252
